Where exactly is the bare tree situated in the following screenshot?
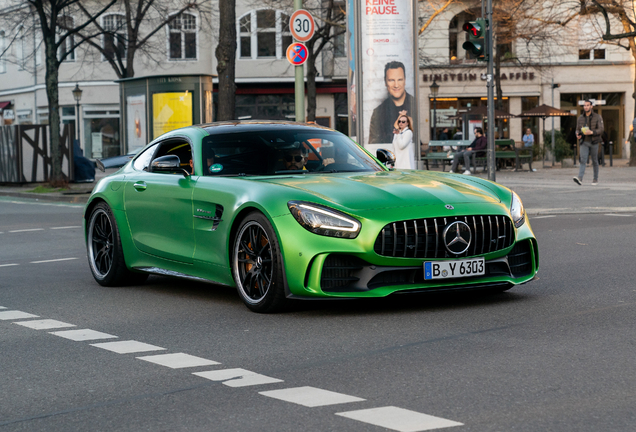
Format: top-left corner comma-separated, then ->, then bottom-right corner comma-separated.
3,0 -> 118,186
216,0 -> 236,121
70,0 -> 211,79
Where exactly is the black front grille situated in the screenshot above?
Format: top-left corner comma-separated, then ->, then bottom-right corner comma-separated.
508,239 -> 533,277
374,215 -> 514,259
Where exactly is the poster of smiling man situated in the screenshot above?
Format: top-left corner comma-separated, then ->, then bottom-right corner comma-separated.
349,0 -> 419,169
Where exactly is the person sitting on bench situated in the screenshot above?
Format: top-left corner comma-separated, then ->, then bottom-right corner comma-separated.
449,127 -> 486,175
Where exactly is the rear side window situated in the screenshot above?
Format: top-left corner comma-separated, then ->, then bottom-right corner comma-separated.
133,143 -> 158,171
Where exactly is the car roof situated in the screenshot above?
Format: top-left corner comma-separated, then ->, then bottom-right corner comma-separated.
195,120 -> 334,136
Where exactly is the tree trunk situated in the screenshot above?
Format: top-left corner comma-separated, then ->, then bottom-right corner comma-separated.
44,35 -> 64,187
215,0 -> 236,121
306,39 -> 317,122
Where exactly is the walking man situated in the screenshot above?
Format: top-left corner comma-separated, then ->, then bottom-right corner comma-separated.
574,100 -> 604,185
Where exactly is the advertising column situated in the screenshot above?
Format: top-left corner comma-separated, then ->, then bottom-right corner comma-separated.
348,0 -> 419,169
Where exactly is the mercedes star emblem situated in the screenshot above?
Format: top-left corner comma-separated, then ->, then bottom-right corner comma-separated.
443,221 -> 472,254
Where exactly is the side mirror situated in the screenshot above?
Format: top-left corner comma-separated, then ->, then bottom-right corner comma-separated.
376,149 -> 396,167
150,155 -> 190,176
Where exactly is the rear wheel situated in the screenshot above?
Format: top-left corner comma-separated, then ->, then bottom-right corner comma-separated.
87,202 -> 148,286
232,212 -> 287,313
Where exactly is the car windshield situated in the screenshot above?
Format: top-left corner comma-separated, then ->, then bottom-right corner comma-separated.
201,129 -> 384,176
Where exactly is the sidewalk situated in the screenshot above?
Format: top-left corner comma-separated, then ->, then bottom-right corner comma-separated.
1,160 -> 634,215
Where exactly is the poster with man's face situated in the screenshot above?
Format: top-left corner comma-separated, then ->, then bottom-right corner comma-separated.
360,0 -> 416,149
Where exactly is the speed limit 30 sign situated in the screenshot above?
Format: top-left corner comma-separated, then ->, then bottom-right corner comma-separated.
289,9 -> 315,42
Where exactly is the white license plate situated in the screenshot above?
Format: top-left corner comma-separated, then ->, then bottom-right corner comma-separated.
424,258 -> 485,280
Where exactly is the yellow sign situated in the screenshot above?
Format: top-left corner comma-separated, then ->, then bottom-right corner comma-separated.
152,91 -> 193,138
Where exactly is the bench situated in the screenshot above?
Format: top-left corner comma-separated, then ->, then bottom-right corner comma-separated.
473,148 -> 533,172
422,140 -> 472,171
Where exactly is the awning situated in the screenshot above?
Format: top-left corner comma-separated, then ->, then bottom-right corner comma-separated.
0,101 -> 11,111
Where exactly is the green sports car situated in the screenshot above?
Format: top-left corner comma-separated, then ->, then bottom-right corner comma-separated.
84,121 -> 538,312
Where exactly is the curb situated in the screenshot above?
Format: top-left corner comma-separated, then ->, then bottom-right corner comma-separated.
0,191 -> 90,204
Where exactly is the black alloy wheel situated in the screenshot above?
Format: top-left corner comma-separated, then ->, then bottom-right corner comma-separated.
87,202 -> 147,286
233,212 -> 286,313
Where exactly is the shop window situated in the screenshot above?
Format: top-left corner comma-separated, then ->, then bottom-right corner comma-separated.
83,106 -> 121,159
168,13 -> 197,60
237,10 -> 291,59
236,94 -> 295,120
103,14 -> 126,61
58,16 -> 75,62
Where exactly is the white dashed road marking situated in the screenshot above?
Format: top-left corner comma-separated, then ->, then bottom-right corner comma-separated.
91,340 -> 166,354
137,353 -> 220,369
9,228 -> 45,233
15,319 -> 76,330
0,306 -> 5,309
260,386 -> 365,407
31,258 -> 78,264
604,213 -> 633,217
194,368 -> 283,387
50,226 -> 82,229
0,311 -> 40,320
336,406 -> 463,432
0,264 -> 19,267
51,329 -> 118,341
531,215 -> 556,219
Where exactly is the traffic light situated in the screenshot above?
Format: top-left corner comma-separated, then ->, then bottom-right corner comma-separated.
462,19 -> 487,61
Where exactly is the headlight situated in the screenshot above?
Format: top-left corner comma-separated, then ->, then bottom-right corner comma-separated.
288,201 -> 361,239
510,191 -> 525,228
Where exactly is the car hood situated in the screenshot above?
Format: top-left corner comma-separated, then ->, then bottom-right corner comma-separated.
258,170 -> 502,211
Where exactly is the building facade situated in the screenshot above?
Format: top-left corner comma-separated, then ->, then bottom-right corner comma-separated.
0,0 -> 633,159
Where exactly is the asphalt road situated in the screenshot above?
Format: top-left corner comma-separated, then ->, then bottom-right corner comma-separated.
1,197 -> 635,432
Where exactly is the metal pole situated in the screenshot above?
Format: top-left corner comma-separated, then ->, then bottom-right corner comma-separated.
76,100 -> 80,144
486,0 -> 495,182
294,0 -> 305,122
551,79 -> 555,166
432,94 -> 437,140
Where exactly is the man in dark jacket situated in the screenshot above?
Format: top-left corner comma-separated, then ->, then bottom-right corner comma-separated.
574,100 -> 604,185
450,127 -> 486,174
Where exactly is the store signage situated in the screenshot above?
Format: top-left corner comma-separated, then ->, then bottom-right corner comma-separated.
423,71 -> 535,83
2,109 -> 14,120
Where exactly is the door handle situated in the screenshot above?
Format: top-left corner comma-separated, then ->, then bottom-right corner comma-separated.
133,181 -> 147,191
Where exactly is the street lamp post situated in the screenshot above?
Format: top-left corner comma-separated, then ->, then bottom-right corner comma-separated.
430,80 -> 439,141
72,83 -> 83,145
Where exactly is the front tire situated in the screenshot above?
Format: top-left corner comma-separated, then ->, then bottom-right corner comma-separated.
87,202 -> 148,286
232,212 -> 287,313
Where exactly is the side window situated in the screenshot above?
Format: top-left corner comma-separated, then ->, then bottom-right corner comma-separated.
152,140 -> 193,174
133,143 -> 158,171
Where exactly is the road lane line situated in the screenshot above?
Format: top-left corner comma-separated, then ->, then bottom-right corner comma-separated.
0,311 -> 40,320
0,306 -> 5,309
604,213 -> 633,217
137,353 -> 220,369
531,215 -> 556,219
30,258 -> 78,264
336,406 -> 463,432
50,226 -> 82,229
194,368 -> 283,387
50,329 -> 118,341
15,319 -> 76,330
91,340 -> 166,354
8,228 -> 45,233
260,386 -> 365,407
0,264 -> 19,267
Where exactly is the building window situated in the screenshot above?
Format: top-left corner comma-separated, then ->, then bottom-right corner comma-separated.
236,94 -> 295,120
168,13 -> 197,60
58,16 -> 75,62
578,48 -> 605,60
237,10 -> 291,59
103,14 -> 126,61
0,30 -> 5,73
334,32 -> 346,58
